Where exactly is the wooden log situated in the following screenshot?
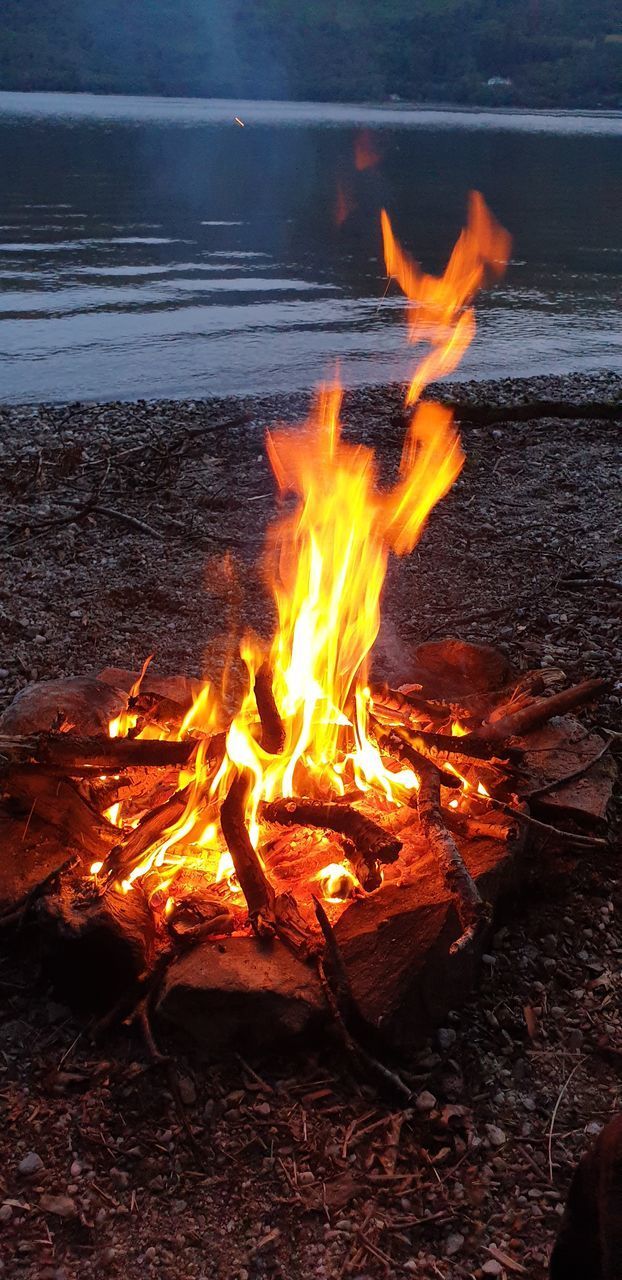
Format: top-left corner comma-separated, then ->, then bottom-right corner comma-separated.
0,732 -> 199,774
369,684 -> 448,725
220,771 -> 276,938
417,766 -> 491,954
465,678 -> 608,751
375,718 -> 521,763
254,663 -> 286,754
371,718 -> 463,789
3,771 -> 118,859
260,797 -> 402,866
103,786 -> 191,883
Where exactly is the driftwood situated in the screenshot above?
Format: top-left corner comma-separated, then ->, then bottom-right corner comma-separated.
0,732 -> 199,774
448,398 -> 622,426
417,765 -> 491,954
254,663 -> 285,754
465,679 -> 608,752
220,771 -> 276,938
261,797 -> 401,871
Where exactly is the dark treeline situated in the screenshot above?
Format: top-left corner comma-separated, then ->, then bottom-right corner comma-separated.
1,0 -> 621,109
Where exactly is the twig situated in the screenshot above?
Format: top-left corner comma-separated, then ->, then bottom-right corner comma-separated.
523,735 -> 613,800
417,767 -> 491,953
548,1059 -> 585,1182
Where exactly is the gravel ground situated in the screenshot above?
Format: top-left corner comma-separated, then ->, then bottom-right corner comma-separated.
0,373 -> 620,1279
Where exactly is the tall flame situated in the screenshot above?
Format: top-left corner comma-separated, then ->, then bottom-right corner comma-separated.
101,193 -> 510,904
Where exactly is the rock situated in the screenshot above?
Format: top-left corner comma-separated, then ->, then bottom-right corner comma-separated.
485,1124 -> 507,1147
415,1091 -> 437,1113
482,1260 -> 503,1276
519,716 -> 617,827
0,676 -> 127,735
177,1076 -> 196,1106
412,638 -> 512,699
334,815 -> 523,1048
40,1193 -> 77,1218
444,1232 -> 464,1256
0,1204 -> 13,1224
18,1151 -> 44,1176
438,1027 -> 457,1050
157,936 -> 325,1054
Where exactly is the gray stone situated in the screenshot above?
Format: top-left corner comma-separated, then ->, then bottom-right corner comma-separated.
18,1151 -> 44,1176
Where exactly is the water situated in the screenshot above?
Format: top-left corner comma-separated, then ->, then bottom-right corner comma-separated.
0,92 -> 620,404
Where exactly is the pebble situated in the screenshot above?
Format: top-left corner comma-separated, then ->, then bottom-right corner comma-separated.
178,1076 -> 196,1106
437,1027 -> 457,1050
18,1151 -> 44,1176
445,1232 -> 464,1256
0,1204 -> 13,1224
415,1090 -> 437,1113
485,1124 -> 507,1147
482,1261 -> 503,1276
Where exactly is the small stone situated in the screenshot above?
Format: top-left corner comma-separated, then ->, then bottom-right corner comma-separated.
298,1170 -> 315,1185
255,1101 -> 271,1117
568,1028 -> 584,1051
18,1151 -> 44,1176
437,1027 -> 456,1050
485,1124 -> 507,1147
445,1232 -> 464,1256
415,1090 -> 437,1113
178,1076 -> 196,1106
0,1204 -> 13,1224
483,1261 -> 503,1276
40,1193 -> 77,1218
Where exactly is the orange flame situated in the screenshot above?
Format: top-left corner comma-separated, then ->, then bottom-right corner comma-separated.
96,193 -> 509,910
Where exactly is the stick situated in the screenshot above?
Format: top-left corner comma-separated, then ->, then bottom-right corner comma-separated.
374,715 -> 520,763
220,771 -> 276,938
465,679 -> 608,751
522,735 -> 613,800
0,732 -> 198,774
371,717 -> 462,789
261,797 -> 401,865
417,766 -> 491,953
254,663 -> 285,754
103,786 -> 191,884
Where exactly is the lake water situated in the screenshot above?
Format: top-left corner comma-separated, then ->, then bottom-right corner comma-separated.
0,92 -> 620,403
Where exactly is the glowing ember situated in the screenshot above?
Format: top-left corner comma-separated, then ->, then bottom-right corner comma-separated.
90,194 -> 510,917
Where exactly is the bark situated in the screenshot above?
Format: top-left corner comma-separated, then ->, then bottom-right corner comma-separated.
371,718 -> 462,788
3,771 -> 118,859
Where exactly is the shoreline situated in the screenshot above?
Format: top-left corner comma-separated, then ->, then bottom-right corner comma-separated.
1,371 -> 620,721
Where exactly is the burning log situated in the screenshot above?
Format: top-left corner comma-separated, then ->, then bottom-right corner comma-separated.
260,797 -> 400,893
417,764 -> 491,953
464,678 -> 608,751
380,722 -> 520,763
371,718 -> 462,789
220,771 -> 276,938
0,732 -> 199,775
103,786 -> 191,884
254,663 -> 286,754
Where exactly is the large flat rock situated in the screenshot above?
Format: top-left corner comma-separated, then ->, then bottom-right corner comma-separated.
157,935 -> 325,1055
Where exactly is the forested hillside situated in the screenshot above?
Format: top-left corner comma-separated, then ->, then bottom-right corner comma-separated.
1,0 -> 621,108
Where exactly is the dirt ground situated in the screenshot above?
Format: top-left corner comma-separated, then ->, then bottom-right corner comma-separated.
0,373 -> 620,1279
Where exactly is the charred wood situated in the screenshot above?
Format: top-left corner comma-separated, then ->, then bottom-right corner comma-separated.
0,732 -> 199,774
221,771 -> 276,938
3,771 -> 118,859
254,663 -> 286,754
261,797 -> 402,866
41,878 -> 156,1002
371,718 -> 462,789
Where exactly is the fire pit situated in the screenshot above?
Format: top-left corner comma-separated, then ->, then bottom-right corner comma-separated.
0,196 -> 615,1062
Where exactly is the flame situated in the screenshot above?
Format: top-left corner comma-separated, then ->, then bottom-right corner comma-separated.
93,194 -> 509,914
